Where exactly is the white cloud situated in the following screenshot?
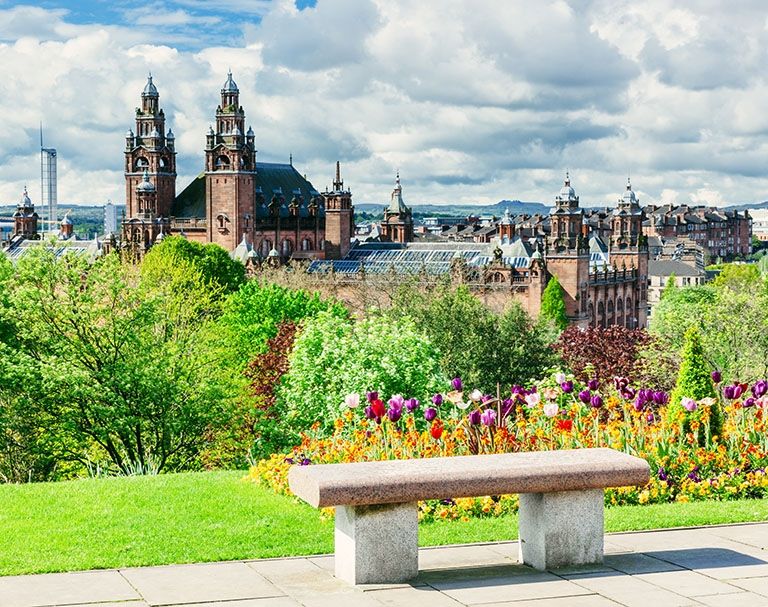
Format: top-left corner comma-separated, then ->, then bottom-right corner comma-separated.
1,0 -> 768,209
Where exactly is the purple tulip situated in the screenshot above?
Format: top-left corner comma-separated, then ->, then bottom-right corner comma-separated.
480,409 -> 497,426
646,412 -> 655,423
711,370 -> 722,384
451,377 -> 463,391
299,457 -> 311,466
481,394 -> 494,404
633,396 -> 645,412
501,398 -> 514,418
682,397 -> 697,412
590,395 -> 604,409
723,385 -> 736,400
366,391 -> 378,403
364,405 -> 376,420
561,381 -> 574,394
387,408 -> 402,423
405,398 -> 420,412
468,410 -> 481,425
753,381 -> 768,399
658,467 -> 668,481
424,407 -> 437,422
587,379 -> 599,391
432,393 -> 443,406
578,389 -> 591,404
745,397 -> 757,408
621,387 -> 636,400
653,391 -> 669,406
388,395 -> 405,411
734,384 -> 744,399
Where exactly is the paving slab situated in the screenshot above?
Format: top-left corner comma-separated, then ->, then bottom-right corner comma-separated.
120,561 -> 283,606
0,570 -> 139,607
9,523 -> 768,607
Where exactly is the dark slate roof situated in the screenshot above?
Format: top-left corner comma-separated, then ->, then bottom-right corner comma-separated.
170,162 -> 321,218
648,259 -> 703,277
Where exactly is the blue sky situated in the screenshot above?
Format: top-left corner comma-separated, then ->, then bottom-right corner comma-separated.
0,0 -> 766,207
12,0 -> 317,50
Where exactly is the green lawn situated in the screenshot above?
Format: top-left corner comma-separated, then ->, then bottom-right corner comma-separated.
2,470 -> 768,576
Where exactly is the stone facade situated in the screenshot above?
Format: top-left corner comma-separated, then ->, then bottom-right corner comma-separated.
121,74 -> 352,262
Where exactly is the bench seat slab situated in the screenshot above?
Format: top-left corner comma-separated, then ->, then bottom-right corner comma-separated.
518,489 -> 604,570
335,502 -> 418,585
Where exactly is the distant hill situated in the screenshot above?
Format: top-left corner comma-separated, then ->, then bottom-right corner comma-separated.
724,201 -> 768,212
356,200 -> 549,217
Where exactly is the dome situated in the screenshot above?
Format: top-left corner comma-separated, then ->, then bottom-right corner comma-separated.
142,74 -> 159,96
126,129 -> 134,137
246,126 -> 254,136
222,70 -> 239,93
61,213 -> 73,226
622,178 -> 638,204
137,170 -> 156,192
560,183 -> 575,198
149,127 -> 160,138
155,230 -> 166,243
166,128 -> 174,139
208,125 -> 215,135
500,209 -> 513,225
19,187 -> 33,208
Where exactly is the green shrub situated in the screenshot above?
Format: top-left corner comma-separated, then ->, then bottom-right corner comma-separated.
670,326 -> 719,444
540,275 -> 568,331
278,312 -> 446,434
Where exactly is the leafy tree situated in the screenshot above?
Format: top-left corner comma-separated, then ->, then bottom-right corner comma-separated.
650,286 -> 716,351
389,285 -> 556,393
140,235 -> 246,295
669,326 -> 720,444
212,281 -> 348,372
5,247 -> 236,475
540,275 -> 568,331
278,312 -> 446,434
661,274 -> 677,301
554,326 -> 655,383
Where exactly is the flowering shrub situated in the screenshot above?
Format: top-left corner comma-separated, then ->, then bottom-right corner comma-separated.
251,372 -> 768,520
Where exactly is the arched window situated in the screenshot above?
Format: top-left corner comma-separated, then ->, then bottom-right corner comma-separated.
216,214 -> 228,231
281,238 -> 293,257
134,157 -> 149,171
159,156 -> 169,169
625,298 -> 633,328
301,238 -> 312,251
260,239 -> 272,257
597,301 -> 605,328
215,155 -> 231,170
319,238 -> 325,251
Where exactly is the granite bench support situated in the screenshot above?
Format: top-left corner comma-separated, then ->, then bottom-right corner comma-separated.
288,448 -> 649,585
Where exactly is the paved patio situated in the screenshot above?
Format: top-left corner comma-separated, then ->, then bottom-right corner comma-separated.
7,523 -> 768,606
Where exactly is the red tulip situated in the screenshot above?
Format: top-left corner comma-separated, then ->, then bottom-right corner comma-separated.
370,398 -> 386,418
430,420 -> 444,439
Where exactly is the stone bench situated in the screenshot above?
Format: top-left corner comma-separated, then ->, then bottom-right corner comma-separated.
288,447 -> 649,585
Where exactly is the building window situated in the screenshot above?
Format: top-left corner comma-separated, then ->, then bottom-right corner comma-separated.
281,238 -> 293,257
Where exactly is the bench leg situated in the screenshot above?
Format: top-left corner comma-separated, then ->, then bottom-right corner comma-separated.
334,502 -> 418,585
518,489 -> 604,570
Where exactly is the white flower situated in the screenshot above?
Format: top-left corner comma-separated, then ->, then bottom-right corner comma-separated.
470,389 -> 483,402
555,372 -> 567,384
456,400 -> 471,410
344,393 -> 360,409
524,392 -> 541,408
543,402 -> 559,418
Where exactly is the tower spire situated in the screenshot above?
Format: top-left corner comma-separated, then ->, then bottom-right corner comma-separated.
334,160 -> 343,191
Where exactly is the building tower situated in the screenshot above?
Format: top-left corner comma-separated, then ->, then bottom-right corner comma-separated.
13,186 -> 39,238
205,71 -> 257,251
609,178 -> 649,328
40,126 -> 57,232
545,173 -> 590,327
381,172 -> 413,243
323,161 -> 354,259
125,74 -> 176,220
499,208 -> 515,241
59,212 -> 74,239
122,170 -> 170,257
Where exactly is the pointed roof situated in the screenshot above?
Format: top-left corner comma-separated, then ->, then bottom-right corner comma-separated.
137,169 -> 156,192
142,74 -> 159,97
387,172 -> 410,215
222,70 -> 239,93
19,186 -> 33,208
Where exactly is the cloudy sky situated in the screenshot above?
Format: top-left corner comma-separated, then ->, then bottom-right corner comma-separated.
1,0 -> 767,209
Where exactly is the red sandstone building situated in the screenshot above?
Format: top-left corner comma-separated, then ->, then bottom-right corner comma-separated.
121,74 -> 353,262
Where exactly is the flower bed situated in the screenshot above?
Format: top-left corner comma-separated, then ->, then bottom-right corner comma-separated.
250,373 -> 768,521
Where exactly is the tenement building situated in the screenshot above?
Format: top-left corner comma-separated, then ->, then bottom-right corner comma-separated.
310,175 -> 649,329
119,73 -> 353,261
642,204 -> 751,261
